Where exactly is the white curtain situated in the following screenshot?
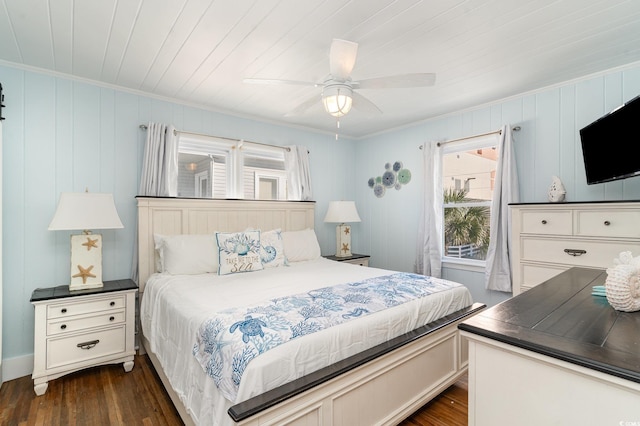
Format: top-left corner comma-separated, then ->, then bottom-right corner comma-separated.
415,140 -> 443,278
139,122 -> 179,196
133,122 -> 179,283
485,125 -> 520,291
284,145 -> 312,201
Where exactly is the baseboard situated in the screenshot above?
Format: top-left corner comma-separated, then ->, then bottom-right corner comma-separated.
2,354 -> 33,383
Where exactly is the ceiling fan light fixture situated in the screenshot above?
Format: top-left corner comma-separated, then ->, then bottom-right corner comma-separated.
322,84 -> 353,117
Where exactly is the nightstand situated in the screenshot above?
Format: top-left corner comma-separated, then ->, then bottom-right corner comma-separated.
30,279 -> 137,395
323,253 -> 370,267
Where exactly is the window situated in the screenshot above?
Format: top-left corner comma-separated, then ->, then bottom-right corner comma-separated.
176,134 -> 287,200
441,134 -> 498,263
253,172 -> 287,200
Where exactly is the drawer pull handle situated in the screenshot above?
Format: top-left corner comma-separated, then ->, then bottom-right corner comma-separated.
110,301 -> 115,307
604,220 -> 611,226
61,308 -> 67,314
60,324 -> 67,330
77,340 -> 100,350
564,248 -> 587,257
109,316 -> 115,321
541,220 -> 547,225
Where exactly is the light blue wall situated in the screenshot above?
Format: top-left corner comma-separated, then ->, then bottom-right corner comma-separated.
355,62 -> 640,307
0,64 -> 358,366
3,60 -> 640,375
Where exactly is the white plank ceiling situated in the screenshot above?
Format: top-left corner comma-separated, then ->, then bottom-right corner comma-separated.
1,0 -> 640,138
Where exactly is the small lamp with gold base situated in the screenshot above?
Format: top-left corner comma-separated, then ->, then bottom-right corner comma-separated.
48,192 -> 124,291
323,201 -> 361,257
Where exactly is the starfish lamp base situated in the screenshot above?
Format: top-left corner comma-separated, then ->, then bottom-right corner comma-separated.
335,223 -> 353,258
69,232 -> 103,291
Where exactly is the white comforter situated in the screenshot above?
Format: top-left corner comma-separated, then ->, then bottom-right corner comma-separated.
140,258 -> 472,426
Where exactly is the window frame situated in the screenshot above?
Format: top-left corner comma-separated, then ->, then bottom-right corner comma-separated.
439,133 -> 499,269
176,133 -> 287,200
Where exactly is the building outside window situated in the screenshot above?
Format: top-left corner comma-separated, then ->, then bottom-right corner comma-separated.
176,134 -> 287,200
441,136 -> 498,263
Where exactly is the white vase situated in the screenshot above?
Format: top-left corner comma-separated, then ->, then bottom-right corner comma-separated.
548,176 -> 566,202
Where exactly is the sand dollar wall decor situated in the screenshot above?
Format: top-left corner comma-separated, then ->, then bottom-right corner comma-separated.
368,161 -> 411,198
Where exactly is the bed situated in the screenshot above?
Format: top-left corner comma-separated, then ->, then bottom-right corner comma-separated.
137,196 -> 484,425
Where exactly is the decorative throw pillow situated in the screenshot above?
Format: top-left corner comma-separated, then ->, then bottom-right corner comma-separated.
154,234 -> 218,275
216,231 -> 264,275
259,229 -> 288,268
281,228 -> 321,262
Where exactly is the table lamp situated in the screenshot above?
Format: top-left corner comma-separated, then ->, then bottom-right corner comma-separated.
324,201 -> 361,257
48,192 -> 124,290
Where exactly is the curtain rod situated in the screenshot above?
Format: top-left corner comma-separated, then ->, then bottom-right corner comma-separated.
139,124 -> 292,152
419,126 -> 521,149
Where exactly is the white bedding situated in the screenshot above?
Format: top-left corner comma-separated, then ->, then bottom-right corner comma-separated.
140,258 -> 473,426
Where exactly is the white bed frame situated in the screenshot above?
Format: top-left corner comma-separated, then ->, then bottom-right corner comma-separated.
137,197 -> 482,426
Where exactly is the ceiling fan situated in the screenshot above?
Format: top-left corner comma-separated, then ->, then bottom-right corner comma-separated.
243,39 -> 436,119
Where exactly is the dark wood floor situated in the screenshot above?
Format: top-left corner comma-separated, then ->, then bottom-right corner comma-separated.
0,354 -> 467,425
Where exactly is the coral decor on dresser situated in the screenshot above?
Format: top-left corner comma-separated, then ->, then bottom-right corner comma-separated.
605,251 -> 640,312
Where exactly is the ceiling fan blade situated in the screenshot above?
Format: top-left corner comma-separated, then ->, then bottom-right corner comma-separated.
243,78 -> 318,87
284,94 -> 322,117
329,39 -> 358,80
353,73 -> 436,89
352,92 -> 382,115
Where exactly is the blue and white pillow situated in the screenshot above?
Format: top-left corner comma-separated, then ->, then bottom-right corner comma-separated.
216,231 -> 264,275
259,229 -> 287,268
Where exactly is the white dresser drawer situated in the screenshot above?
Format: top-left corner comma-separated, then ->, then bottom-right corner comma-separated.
520,264 -> 569,292
575,210 -> 640,238
521,237 -> 640,269
46,326 -> 126,369
47,310 -> 125,336
520,210 -> 572,235
47,295 -> 125,319
511,203 -> 640,295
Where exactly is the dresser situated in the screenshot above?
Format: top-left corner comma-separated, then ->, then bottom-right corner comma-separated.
510,201 -> 640,295
30,279 -> 137,395
459,267 -> 640,425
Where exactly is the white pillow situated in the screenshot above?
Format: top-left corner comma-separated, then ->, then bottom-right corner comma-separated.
282,228 -> 321,262
216,230 -> 264,275
259,228 -> 288,268
154,234 -> 218,275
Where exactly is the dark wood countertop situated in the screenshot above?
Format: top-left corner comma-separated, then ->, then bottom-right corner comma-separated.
459,267 -> 640,383
30,279 -> 137,302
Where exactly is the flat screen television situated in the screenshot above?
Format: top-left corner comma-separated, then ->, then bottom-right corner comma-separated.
580,94 -> 640,185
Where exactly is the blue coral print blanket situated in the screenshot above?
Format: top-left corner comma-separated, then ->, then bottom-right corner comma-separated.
192,272 -> 460,401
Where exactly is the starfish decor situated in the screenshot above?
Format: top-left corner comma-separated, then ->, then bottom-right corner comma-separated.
73,265 -> 96,284
341,243 -> 350,254
82,237 -> 99,251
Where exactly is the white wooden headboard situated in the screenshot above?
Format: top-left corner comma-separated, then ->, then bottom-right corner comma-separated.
137,197 -> 316,292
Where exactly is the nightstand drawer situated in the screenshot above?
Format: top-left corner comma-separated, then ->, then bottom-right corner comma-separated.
47,295 -> 125,319
47,326 -> 126,369
345,258 -> 369,266
47,310 -> 125,336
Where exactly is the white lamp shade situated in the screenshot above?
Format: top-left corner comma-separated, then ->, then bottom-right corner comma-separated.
48,192 -> 124,231
324,201 -> 361,223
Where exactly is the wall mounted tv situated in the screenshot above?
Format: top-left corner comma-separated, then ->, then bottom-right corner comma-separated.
580,94 -> 640,185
